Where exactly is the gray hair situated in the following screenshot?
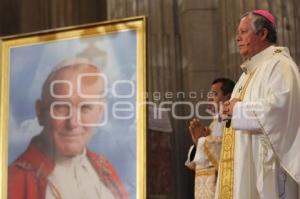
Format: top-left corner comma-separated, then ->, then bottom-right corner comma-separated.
241,12 -> 277,44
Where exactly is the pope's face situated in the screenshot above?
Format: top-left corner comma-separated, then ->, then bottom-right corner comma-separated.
37,65 -> 105,157
236,16 -> 262,58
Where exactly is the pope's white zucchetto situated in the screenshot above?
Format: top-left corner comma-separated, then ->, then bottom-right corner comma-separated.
52,57 -> 101,72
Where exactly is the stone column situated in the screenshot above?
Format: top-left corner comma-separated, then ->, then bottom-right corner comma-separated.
179,0 -> 222,106
107,1 -> 192,198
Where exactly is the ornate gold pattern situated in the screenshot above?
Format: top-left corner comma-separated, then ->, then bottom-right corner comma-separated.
273,49 -> 282,54
195,167 -> 217,199
196,167 -> 216,177
203,140 -> 219,170
218,70 -> 257,199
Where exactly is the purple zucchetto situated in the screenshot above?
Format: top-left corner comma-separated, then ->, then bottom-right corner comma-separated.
253,10 -> 276,27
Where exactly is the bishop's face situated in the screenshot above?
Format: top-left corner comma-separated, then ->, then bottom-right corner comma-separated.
236,16 -> 262,59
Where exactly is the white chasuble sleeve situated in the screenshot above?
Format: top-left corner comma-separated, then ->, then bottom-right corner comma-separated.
185,138 -> 211,170
232,54 -> 300,184
185,145 -> 196,170
231,101 -> 262,131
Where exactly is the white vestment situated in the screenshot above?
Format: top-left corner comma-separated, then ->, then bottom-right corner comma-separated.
46,150 -> 115,199
186,117 -> 224,199
218,46 -> 300,199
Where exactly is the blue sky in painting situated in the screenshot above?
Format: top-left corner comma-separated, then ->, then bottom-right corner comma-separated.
9,30 -> 137,199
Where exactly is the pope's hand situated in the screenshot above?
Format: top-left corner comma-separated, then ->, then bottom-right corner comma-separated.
188,118 -> 210,145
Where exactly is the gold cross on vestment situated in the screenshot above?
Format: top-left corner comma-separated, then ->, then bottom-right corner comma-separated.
238,86 -> 243,93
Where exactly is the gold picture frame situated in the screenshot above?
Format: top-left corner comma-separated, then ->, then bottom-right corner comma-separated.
0,16 -> 146,199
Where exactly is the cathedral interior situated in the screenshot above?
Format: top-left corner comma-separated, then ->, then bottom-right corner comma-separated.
1,0 -> 300,198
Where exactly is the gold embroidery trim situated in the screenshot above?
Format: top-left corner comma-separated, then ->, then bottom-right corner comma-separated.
218,127 -> 235,199
203,139 -> 219,170
218,70 -> 256,199
196,167 -> 216,176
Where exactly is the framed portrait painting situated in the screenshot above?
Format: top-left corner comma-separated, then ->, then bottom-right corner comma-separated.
0,17 -> 146,199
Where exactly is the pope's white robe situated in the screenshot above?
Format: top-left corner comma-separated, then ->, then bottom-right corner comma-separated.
218,45 -> 300,199
46,150 -> 115,199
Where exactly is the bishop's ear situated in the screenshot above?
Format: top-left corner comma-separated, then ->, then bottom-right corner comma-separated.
36,99 -> 46,126
258,28 -> 268,41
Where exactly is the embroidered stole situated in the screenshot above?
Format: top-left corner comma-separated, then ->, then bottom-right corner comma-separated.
218,70 -> 256,199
